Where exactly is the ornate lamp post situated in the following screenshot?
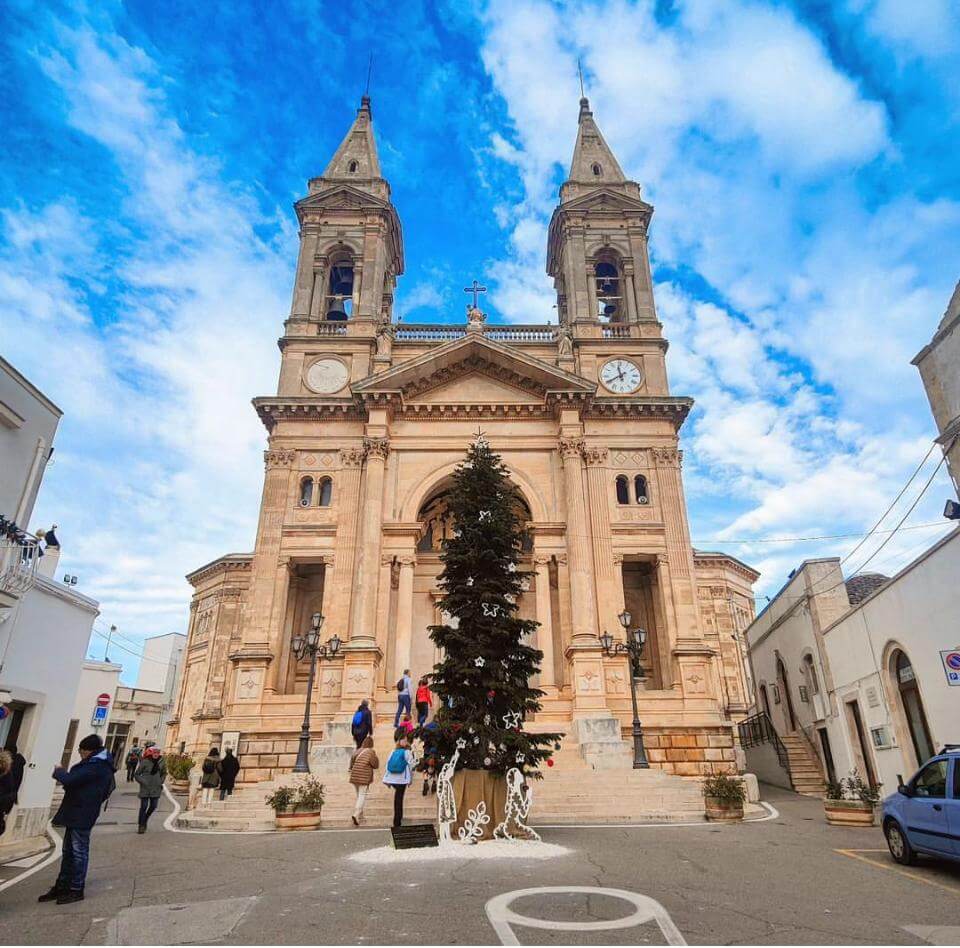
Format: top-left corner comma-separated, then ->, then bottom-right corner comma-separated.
291,613 -> 342,773
599,609 -> 650,769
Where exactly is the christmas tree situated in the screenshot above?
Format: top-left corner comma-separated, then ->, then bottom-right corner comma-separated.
428,434 -> 562,777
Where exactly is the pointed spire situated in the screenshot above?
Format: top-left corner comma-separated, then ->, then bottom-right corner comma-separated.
567,96 -> 627,186
321,95 -> 383,180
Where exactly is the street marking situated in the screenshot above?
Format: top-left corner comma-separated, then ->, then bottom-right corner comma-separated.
3,851 -> 48,869
534,801 -> 780,829
903,925 -> 960,945
835,849 -> 960,897
486,886 -> 686,946
0,823 -> 61,894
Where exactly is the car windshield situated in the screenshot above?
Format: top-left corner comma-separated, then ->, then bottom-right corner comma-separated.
912,758 -> 948,798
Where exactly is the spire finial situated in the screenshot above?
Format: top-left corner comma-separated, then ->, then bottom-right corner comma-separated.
365,53 -> 373,97
578,57 -> 585,98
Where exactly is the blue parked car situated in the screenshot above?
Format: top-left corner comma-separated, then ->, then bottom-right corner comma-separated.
882,746 -> 960,866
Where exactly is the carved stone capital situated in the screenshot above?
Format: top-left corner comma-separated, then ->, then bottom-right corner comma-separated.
555,553 -> 568,566
612,553 -> 624,565
397,555 -> 416,568
558,437 -> 585,460
533,553 -> 552,566
582,445 -> 609,466
263,448 -> 296,469
655,553 -> 669,569
363,436 -> 390,461
381,553 -> 396,566
340,446 -> 366,468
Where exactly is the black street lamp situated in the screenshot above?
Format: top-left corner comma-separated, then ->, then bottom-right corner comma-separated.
291,613 -> 342,773
599,609 -> 650,769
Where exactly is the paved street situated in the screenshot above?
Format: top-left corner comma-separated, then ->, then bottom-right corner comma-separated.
0,784 -> 958,945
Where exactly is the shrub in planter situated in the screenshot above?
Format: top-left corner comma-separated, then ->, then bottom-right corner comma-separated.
164,754 -> 195,793
267,777 -> 325,831
703,773 -> 746,822
823,771 -> 880,826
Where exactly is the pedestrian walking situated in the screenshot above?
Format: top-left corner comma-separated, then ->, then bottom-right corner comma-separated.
415,677 -> 432,727
8,743 -> 26,797
39,733 -> 115,905
394,668 -> 412,727
419,719 -> 440,796
124,743 -> 141,782
217,748 -> 240,800
0,751 -> 15,837
199,747 -> 220,806
350,698 -> 373,748
133,747 -> 166,833
382,735 -> 415,828
348,735 -> 379,826
394,712 -> 414,743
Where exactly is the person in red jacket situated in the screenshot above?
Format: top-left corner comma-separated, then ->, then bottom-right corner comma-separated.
414,677 -> 432,727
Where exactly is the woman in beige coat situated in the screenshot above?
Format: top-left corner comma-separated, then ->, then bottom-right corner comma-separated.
348,736 -> 379,826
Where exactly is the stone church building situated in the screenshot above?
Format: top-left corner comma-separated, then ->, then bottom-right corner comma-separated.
167,95 -> 759,786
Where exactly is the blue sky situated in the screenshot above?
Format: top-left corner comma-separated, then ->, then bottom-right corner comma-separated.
1,0 -> 957,683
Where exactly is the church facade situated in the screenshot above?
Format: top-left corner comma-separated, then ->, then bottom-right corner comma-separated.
166,95 -> 759,784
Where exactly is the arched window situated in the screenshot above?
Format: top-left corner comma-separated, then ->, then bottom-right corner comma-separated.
615,475 -> 630,505
592,162 -> 602,176
594,259 -> 623,322
317,477 -> 333,507
348,159 -> 358,173
759,683 -> 771,718
803,653 -> 819,695
894,650 -> 934,765
634,475 -> 648,504
299,478 -> 313,507
326,255 -> 354,321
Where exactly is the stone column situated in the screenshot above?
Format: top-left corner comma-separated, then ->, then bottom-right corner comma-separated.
309,257 -> 327,318
326,446 -> 365,641
558,437 -> 598,643
533,554 -> 555,687
352,437 -> 389,644
291,231 -> 319,318
654,553 -> 681,689
393,555 -> 416,681
583,446 -> 621,641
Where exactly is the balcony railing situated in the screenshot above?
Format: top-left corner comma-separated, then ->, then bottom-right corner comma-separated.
393,324 -> 558,343
0,537 -> 41,597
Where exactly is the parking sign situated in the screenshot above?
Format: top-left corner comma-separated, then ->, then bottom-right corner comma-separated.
940,650 -> 960,686
91,705 -> 108,726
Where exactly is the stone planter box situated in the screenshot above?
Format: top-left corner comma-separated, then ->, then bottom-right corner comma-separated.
168,778 -> 190,795
275,808 -> 322,831
704,798 -> 743,822
824,799 -> 876,826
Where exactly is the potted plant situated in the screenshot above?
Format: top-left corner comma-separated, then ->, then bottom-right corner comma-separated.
823,771 -> 880,826
164,753 -> 195,794
703,773 -> 746,822
267,777 -> 325,831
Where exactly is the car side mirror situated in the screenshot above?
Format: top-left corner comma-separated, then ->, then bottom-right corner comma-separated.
898,782 -> 912,797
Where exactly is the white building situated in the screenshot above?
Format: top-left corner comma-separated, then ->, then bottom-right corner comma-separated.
134,632 -> 186,751
68,660 -> 123,768
0,356 -> 60,623
0,573 -> 100,853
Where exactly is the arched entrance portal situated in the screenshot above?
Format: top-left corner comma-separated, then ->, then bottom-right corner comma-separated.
776,657 -> 797,733
892,649 -> 935,766
383,480 -> 551,698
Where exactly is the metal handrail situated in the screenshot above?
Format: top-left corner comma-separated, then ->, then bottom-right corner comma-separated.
738,711 -> 793,782
0,536 -> 41,596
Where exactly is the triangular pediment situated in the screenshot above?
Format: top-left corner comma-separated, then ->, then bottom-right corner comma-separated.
559,187 -> 652,215
353,332 -> 595,404
296,183 -> 389,213
410,371 -> 543,405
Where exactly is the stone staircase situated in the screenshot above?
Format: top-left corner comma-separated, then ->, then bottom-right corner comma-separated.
177,719 -> 708,831
781,732 -> 826,797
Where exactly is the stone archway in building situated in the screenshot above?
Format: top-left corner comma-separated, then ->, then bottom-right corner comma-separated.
884,644 -> 935,769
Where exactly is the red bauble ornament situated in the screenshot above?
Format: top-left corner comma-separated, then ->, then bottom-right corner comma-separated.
487,689 -> 496,699
547,759 -> 554,767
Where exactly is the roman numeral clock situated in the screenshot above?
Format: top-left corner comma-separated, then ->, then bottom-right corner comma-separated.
599,358 -> 642,394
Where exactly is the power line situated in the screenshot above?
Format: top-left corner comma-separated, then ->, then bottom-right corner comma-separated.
88,627 -> 174,667
691,520 -> 945,546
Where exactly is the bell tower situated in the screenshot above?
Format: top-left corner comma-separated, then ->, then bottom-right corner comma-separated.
285,96 -> 404,334
547,97 -> 656,326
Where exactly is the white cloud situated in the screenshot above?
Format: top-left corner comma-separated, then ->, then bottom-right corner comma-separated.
2,24 -> 291,678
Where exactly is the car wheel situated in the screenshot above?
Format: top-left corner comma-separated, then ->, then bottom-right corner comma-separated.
885,820 -> 917,866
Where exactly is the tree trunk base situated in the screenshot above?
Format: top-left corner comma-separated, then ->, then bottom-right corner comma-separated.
452,769 -> 507,842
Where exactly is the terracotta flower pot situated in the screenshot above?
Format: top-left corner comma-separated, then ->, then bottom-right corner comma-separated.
275,807 -> 322,831
168,778 -> 190,795
824,799 -> 875,826
705,797 -> 744,822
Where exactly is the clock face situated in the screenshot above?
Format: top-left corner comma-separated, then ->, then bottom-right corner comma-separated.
305,358 -> 349,394
599,358 -> 642,394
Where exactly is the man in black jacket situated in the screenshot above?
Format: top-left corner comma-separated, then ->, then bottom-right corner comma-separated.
39,733 -> 115,905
